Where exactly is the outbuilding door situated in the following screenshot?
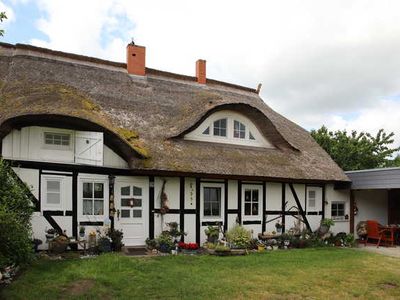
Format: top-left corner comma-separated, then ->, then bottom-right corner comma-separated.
115,178 -> 148,246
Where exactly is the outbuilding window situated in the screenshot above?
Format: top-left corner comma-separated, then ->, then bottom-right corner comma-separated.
331,202 -> 345,220
44,132 -> 71,146
234,120 -> 246,139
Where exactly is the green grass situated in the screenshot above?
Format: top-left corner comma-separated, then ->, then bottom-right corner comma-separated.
2,248 -> 400,299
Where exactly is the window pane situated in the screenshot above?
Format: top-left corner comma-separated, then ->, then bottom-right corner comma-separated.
121,209 -> 130,218
213,119 -> 227,137
132,210 -> 142,218
234,120 -> 246,139
308,190 -> 316,199
202,127 -> 210,135
93,200 -> 104,215
45,133 -> 70,146
83,199 -> 92,215
83,182 -> 93,198
308,199 -> 316,208
133,186 -> 142,196
121,199 -> 130,207
249,132 -> 255,140
211,202 -> 220,216
204,202 -> 211,216
244,190 -> 251,202
245,203 -> 251,215
47,180 -> 60,192
121,186 -> 130,196
47,192 -> 60,204
252,190 -> 259,202
94,183 -> 104,198
252,203 -> 259,215
132,198 -> 142,207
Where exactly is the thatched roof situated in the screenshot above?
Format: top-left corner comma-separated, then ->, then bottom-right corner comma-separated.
0,43 -> 349,183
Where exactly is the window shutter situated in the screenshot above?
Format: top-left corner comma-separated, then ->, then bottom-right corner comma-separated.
74,131 -> 103,166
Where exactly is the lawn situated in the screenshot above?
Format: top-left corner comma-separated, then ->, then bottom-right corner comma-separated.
1,248 -> 400,299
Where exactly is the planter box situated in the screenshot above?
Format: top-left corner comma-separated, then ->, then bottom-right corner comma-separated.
181,249 -> 198,255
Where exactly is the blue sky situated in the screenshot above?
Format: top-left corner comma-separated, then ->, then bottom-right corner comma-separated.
1,0 -> 400,146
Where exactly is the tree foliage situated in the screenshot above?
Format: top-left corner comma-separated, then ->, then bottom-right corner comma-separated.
0,12 -> 7,37
310,126 -> 400,171
0,159 -> 34,268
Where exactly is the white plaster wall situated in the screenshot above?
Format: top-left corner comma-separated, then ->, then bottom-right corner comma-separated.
184,177 -> 196,210
184,214 -> 196,242
12,167 -> 39,199
266,182 -> 281,210
354,190 -> 388,230
103,145 -> 129,169
154,213 -> 179,237
154,177 -> 180,210
325,184 -> 350,234
285,184 -> 306,211
228,180 -> 238,209
243,224 -> 262,238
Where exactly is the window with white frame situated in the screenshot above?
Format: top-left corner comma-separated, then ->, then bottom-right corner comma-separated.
82,182 -> 104,216
244,188 -> 260,216
184,110 -> 274,148
44,178 -> 62,207
213,119 -> 227,137
234,120 -> 246,139
120,185 -> 143,219
331,202 -> 345,220
44,132 -> 71,147
308,190 -> 316,208
203,187 -> 221,217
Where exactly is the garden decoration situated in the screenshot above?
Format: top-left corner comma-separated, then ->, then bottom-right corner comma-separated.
204,225 -> 220,243
79,226 -> 85,238
356,221 -> 367,239
159,179 -> 170,215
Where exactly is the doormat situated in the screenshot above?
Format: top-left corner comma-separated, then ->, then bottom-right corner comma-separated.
124,247 -> 147,256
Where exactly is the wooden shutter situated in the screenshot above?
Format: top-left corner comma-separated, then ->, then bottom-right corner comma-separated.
74,131 -> 103,166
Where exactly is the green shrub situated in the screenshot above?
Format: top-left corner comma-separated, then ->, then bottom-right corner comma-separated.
214,245 -> 231,252
226,225 -> 252,249
0,160 -> 34,269
0,208 -> 33,268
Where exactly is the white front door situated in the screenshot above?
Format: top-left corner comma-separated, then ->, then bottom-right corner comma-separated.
115,178 -> 148,246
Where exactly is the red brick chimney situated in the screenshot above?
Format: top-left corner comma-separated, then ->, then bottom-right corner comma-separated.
127,42 -> 146,76
196,59 -> 206,84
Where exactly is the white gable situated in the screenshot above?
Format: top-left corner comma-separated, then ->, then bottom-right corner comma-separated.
184,110 -> 274,148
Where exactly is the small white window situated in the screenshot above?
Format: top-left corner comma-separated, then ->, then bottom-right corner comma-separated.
244,188 -> 259,216
308,190 -> 316,208
202,127 -> 210,135
82,182 -> 104,216
234,120 -> 246,139
331,202 -> 345,220
44,132 -> 71,146
249,131 -> 255,140
213,119 -> 227,137
46,180 -> 61,205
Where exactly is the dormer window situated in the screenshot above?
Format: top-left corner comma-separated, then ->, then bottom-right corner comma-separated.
234,120 -> 246,139
213,119 -> 227,137
185,110 -> 274,148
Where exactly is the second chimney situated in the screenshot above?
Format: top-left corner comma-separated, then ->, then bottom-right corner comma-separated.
196,59 -> 206,84
127,42 -> 146,76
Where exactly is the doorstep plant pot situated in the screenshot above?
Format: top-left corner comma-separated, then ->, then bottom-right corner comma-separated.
182,249 -> 198,255
79,232 -> 85,238
257,245 -> 266,252
159,244 -> 171,253
207,236 -> 218,244
320,225 -> 330,235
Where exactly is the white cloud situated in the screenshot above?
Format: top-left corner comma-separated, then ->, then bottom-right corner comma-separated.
23,0 -> 400,145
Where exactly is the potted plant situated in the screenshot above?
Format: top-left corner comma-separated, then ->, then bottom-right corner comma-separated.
50,235 -> 69,254
32,238 -> 42,252
275,221 -> 283,234
45,228 -> 56,241
98,237 -> 112,253
156,231 -> 174,253
79,226 -> 85,238
257,242 -> 266,252
204,225 -> 220,243
320,218 -> 335,234
107,229 -> 124,251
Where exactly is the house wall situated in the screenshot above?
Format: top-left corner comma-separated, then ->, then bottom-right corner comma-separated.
325,184 -> 350,234
353,189 -> 388,231
11,163 -> 351,248
2,126 -> 127,168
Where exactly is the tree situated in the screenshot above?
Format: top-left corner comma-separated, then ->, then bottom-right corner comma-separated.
0,11 -> 7,37
310,126 -> 400,171
0,159 -> 34,269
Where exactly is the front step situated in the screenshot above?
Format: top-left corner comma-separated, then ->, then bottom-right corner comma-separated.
122,246 -> 147,256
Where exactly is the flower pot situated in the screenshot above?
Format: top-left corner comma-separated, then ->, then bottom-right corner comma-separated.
207,236 -> 218,244
257,245 -> 265,252
79,232 -> 85,238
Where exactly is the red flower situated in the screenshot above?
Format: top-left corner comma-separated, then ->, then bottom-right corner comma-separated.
178,242 -> 199,250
